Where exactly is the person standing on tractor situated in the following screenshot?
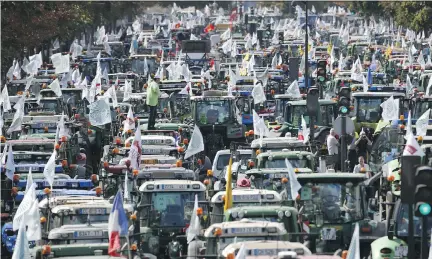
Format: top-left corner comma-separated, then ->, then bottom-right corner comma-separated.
147,74 -> 160,130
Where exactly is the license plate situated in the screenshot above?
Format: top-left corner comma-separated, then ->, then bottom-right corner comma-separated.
143,139 -> 163,145
232,228 -> 260,234
272,174 -> 288,179
162,184 -> 187,190
17,166 -> 40,172
79,208 -> 107,214
143,159 -> 158,165
321,228 -> 337,240
73,230 -> 104,238
14,154 -> 32,160
35,123 -> 57,128
142,149 -> 161,154
52,181 -> 66,187
233,195 -> 260,202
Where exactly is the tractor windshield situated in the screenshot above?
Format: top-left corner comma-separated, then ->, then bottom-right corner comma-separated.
196,99 -> 231,125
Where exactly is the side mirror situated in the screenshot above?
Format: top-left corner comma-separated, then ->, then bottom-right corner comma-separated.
368,198 -> 378,211
5,229 -> 15,236
387,219 -> 395,240
366,186 -> 376,199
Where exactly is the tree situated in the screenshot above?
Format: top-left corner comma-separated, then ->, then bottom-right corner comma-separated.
1,1 -> 146,78
343,1 -> 432,33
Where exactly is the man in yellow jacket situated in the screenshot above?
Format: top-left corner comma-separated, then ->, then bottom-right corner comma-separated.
146,74 -> 160,130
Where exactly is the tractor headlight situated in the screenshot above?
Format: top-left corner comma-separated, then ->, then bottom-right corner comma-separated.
277,211 -> 284,219
238,211 -> 245,219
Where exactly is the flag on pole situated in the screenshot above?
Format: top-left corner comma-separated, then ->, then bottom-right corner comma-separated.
346,223 -> 360,259
128,127 -> 142,170
43,151 -> 57,189
187,194 -> 201,243
5,144 -> 15,181
224,157 -> 233,212
403,134 -> 425,156
415,109 -> 430,137
184,125 -> 204,159
13,183 -> 36,230
12,220 -> 30,259
285,159 -> 302,200
108,190 -> 129,256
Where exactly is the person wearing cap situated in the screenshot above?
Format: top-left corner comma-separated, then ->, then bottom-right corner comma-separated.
146,74 -> 160,130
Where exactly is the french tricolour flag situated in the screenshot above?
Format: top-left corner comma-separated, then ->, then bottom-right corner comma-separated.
108,190 -> 129,256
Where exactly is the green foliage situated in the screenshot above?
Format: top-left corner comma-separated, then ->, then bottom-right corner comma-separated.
344,1 -> 432,33
1,1 -> 146,77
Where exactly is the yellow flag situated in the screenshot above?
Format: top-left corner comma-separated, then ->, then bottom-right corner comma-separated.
299,45 -> 303,56
243,53 -> 250,62
327,43 -> 332,55
224,157 -> 233,212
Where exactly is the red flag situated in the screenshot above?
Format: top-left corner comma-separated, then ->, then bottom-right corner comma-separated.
297,128 -> 304,141
204,24 -> 215,33
229,8 -> 237,30
229,8 -> 237,21
108,231 -> 122,256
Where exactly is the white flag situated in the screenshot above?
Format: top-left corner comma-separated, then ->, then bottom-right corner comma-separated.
346,223 -> 360,259
123,80 -> 132,101
124,171 -> 130,201
220,28 -> 231,41
187,194 -> 201,243
22,57 -> 29,74
252,110 -> 269,138
7,96 -> 25,134
362,75 -> 369,92
285,159 -> 302,200
380,96 -> 399,122
12,220 -> 31,259
88,99 -> 112,126
128,126 -> 142,171
403,134 -> 425,156
26,168 -> 34,193
251,80 -> 266,104
13,61 -> 22,80
301,115 -> 310,144
104,41 -> 112,55
49,78 -> 62,97
5,144 -> 15,180
123,107 -> 135,134
51,54 -> 70,74
286,80 -> 301,98
271,54 -> 278,69
411,44 -> 417,55
406,74 -> 413,95
25,199 -> 42,241
415,109 -> 430,137
235,244 -> 246,259
184,125 -> 205,159
43,151 -> 57,189
13,183 -> 36,230
1,86 -> 12,112
405,111 -> 413,138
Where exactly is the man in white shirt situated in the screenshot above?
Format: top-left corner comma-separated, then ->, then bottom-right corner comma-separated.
353,156 -> 371,177
327,129 -> 339,155
327,129 -> 340,169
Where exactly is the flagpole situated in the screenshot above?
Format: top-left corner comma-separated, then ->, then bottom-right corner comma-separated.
125,235 -> 132,259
